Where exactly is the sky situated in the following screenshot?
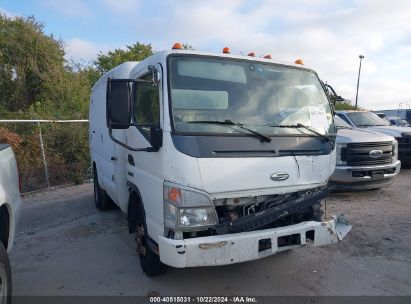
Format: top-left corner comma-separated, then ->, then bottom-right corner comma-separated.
1,0 -> 411,110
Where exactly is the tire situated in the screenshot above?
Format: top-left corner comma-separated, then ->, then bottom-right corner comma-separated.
135,202 -> 165,276
0,243 -> 11,304
93,167 -> 113,211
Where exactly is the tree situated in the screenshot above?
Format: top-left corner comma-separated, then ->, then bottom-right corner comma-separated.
0,14 -> 95,119
334,99 -> 358,110
0,14 -> 66,113
94,42 -> 153,75
0,14 -> 154,119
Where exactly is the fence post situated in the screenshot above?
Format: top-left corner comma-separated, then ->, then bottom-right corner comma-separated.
37,122 -> 50,188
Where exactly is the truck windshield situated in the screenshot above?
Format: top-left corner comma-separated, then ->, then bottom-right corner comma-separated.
168,56 -> 334,137
334,115 -> 352,128
347,112 -> 389,127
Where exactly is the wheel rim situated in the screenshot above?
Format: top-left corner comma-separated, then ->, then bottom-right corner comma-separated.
0,263 -> 9,302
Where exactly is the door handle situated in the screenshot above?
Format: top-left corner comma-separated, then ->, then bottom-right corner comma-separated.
111,156 -> 117,161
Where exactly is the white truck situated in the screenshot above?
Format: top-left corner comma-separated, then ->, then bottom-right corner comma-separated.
330,116 -> 401,190
90,47 -> 351,276
336,111 -> 411,165
0,143 -> 22,302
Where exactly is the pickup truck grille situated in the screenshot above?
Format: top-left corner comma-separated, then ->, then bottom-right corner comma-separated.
341,141 -> 393,166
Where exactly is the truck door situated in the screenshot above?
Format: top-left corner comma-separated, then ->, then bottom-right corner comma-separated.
126,66 -> 163,234
113,65 -> 163,212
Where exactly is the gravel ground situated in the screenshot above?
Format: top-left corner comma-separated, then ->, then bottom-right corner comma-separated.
10,170 -> 411,297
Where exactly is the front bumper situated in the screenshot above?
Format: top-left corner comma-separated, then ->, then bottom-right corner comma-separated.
330,160 -> 401,190
158,215 -> 351,268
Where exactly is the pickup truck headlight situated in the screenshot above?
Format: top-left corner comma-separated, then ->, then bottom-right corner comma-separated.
336,143 -> 347,166
163,183 -> 218,230
392,140 -> 398,161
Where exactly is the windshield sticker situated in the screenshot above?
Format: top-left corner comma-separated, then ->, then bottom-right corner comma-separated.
309,106 -> 328,130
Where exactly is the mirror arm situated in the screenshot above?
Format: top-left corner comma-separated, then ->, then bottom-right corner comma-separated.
148,65 -> 160,85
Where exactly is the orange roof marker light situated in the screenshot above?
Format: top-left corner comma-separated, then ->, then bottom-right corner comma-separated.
295,59 -> 304,65
264,54 -> 272,59
248,52 -> 256,57
172,42 -> 183,50
223,47 -> 231,54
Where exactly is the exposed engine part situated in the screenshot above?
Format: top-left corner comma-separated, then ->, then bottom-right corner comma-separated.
226,211 -> 239,221
243,201 -> 261,215
215,186 -> 328,226
215,186 -> 332,234
181,186 -> 329,239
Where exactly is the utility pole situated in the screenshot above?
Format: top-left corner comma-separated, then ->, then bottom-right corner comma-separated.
355,55 -> 364,109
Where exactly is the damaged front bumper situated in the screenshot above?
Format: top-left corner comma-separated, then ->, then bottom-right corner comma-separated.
158,215 -> 351,268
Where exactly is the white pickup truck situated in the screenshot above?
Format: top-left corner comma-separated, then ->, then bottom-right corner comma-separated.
0,143 -> 22,302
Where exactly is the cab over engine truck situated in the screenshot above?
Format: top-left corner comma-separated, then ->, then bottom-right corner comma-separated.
89,46 -> 351,276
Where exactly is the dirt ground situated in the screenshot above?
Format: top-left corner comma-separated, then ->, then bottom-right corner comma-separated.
10,170 -> 411,297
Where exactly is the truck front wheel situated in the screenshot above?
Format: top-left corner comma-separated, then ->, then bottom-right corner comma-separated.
134,202 -> 165,276
0,243 -> 11,304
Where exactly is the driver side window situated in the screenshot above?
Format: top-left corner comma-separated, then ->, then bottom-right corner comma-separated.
135,74 -> 160,139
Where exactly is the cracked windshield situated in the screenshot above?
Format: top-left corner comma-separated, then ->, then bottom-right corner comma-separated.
169,56 -> 334,137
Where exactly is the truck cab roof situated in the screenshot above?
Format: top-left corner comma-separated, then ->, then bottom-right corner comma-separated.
92,49 -> 314,91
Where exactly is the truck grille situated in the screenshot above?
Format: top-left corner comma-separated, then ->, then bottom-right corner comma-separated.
341,141 -> 393,166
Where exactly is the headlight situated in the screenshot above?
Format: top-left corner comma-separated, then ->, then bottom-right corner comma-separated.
392,140 -> 398,161
163,182 -> 218,230
336,143 -> 347,166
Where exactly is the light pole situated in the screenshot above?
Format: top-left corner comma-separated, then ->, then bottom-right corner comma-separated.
355,55 -> 364,109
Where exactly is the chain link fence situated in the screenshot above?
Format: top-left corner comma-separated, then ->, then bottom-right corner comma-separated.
0,120 -> 91,193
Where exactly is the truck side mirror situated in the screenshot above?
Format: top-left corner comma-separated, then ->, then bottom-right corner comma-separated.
106,77 -> 162,153
107,79 -> 132,129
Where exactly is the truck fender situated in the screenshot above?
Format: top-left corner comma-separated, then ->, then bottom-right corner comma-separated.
127,182 -> 160,255
127,182 -> 145,234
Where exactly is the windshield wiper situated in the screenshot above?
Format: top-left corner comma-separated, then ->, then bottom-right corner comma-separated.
188,120 -> 271,143
356,124 -> 379,127
267,123 -> 333,143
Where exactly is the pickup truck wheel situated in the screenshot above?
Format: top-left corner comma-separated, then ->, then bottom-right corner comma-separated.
0,243 -> 11,304
93,168 -> 112,211
135,204 -> 165,277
